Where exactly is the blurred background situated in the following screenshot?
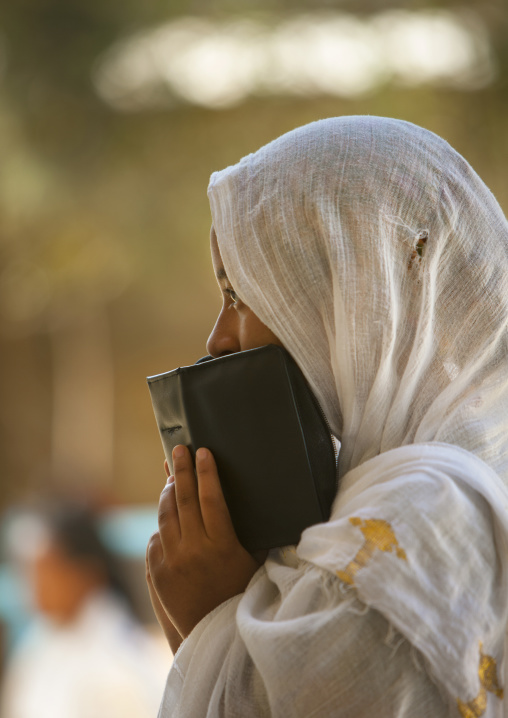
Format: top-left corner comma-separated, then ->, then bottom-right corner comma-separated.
0,0 -> 507,713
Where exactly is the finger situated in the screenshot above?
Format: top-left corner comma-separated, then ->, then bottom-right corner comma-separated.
146,530 -> 164,579
146,534 -> 166,601
146,563 -> 163,615
173,445 -> 205,538
145,548 -> 183,646
157,481 -> 181,551
195,447 -> 237,541
164,459 -> 170,478
146,536 -> 161,581
145,551 -> 164,613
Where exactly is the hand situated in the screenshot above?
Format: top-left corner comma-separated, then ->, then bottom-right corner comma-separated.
146,460 -> 184,654
146,445 -> 261,639
145,554 -> 183,655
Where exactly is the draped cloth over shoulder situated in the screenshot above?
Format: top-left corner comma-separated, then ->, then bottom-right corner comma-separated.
160,117 -> 508,717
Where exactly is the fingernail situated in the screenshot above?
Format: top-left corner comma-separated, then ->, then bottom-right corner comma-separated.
196,447 -> 208,462
173,445 -> 185,458
166,475 -> 174,485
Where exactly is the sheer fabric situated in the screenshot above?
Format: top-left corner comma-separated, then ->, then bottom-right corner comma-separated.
160,117 -> 508,716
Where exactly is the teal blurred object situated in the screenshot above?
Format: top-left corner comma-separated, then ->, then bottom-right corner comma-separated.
0,564 -> 30,653
97,505 -> 158,558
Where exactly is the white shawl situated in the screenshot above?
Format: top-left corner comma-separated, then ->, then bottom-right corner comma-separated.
160,117 -> 508,716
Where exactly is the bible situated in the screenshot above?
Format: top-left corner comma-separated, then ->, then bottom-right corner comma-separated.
147,344 -> 338,552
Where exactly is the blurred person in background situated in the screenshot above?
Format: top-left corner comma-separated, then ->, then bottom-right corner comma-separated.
0,500 -> 168,718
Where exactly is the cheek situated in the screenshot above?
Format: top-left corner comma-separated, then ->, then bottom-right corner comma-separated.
239,311 -> 282,351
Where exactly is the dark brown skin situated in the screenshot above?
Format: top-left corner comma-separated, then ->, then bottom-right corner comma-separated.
206,226 -> 283,356
146,227 -> 282,653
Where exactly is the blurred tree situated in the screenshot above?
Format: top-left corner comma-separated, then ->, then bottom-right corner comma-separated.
0,0 -> 507,507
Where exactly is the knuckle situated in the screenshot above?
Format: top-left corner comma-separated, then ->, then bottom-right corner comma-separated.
177,492 -> 194,509
158,507 -> 172,526
158,486 -> 174,519
147,532 -> 162,564
160,484 -> 172,498
159,482 -> 175,501
172,458 -> 183,473
148,530 -> 161,548
186,545 -> 205,563
175,553 -> 203,576
197,464 -> 215,483
173,452 -> 189,471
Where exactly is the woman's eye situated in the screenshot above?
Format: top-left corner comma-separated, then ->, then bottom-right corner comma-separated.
226,288 -> 239,305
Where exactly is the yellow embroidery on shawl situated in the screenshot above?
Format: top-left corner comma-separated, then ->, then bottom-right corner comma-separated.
336,517 -> 407,586
457,643 -> 504,718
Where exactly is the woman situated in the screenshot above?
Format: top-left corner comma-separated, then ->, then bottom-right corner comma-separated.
147,116 -> 508,716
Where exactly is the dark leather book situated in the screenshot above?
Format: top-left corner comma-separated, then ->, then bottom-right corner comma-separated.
147,344 -> 338,552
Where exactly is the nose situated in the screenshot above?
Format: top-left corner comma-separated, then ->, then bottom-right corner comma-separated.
206,306 -> 241,358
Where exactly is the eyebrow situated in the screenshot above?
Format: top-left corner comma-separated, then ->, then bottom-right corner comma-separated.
216,268 -> 229,282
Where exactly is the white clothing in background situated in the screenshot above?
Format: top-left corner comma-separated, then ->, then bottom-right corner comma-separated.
1,591 -> 170,718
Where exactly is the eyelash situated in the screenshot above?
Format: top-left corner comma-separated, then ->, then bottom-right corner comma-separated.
225,288 -> 239,305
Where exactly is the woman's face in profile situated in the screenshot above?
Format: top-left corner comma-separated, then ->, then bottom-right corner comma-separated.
206,227 -> 282,357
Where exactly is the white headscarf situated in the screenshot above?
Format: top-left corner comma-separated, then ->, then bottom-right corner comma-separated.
160,118 -> 508,717
208,116 -> 508,483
